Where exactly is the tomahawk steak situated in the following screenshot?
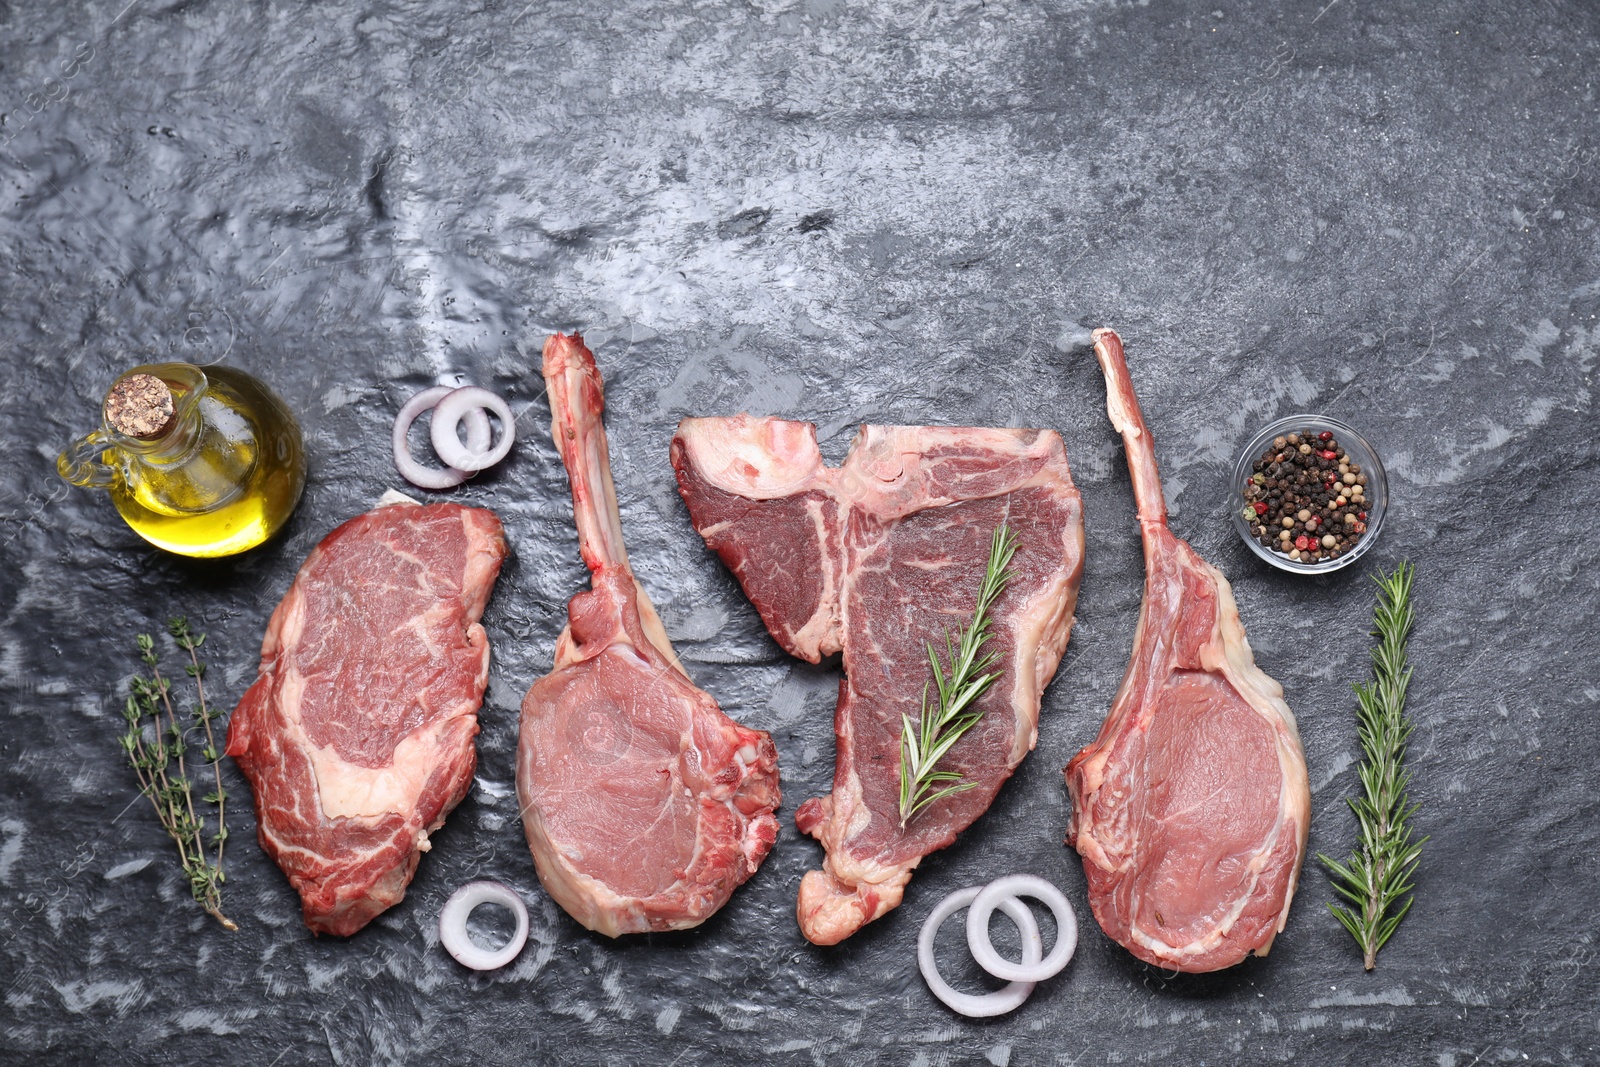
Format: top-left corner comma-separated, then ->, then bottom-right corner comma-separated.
517,334 -> 781,936
1065,328 -> 1312,972
673,417 -> 1084,944
227,499 -> 507,936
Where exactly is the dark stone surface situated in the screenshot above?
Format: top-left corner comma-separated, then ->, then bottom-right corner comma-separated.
1,0 -> 1596,1064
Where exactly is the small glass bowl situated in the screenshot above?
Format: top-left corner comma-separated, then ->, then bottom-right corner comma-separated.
1230,414 -> 1387,575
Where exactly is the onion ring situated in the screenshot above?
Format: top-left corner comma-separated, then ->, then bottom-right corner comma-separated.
438,881 -> 530,971
431,386 -> 514,472
918,885 -> 1043,1018
966,874 -> 1078,984
393,386 -> 492,490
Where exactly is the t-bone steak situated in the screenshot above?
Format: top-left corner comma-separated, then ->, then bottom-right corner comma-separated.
517,334 -> 781,936
1065,328 -> 1312,972
672,416 -> 1085,944
227,499 -> 507,936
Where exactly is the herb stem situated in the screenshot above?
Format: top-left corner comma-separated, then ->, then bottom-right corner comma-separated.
120,621 -> 235,930
175,620 -> 228,879
1318,562 -> 1425,970
156,655 -> 203,872
897,525 -> 1019,829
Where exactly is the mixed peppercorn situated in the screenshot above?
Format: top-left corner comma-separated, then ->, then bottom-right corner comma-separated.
1241,430 -> 1370,565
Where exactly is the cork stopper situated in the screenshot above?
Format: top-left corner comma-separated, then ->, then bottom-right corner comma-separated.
104,373 -> 175,439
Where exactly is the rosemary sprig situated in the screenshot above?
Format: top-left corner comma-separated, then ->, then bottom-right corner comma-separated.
898,525 -> 1018,829
1318,562 -> 1425,970
118,618 -> 236,931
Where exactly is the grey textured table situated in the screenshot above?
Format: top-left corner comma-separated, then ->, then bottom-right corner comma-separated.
2,1 -> 1596,1064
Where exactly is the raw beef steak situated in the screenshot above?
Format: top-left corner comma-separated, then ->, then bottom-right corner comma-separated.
673,416 -> 1084,944
1065,328 -> 1312,972
517,334 -> 781,936
227,499 -> 506,936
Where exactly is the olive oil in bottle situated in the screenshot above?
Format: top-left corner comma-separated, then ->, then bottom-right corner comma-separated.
58,362 -> 307,558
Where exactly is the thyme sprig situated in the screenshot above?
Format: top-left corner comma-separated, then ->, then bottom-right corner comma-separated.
897,525 -> 1018,829
1318,562 -> 1425,970
119,618 -> 236,931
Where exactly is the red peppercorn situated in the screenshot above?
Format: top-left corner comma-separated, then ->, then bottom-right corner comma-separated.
1294,535 -> 1312,551
1318,431 -> 1333,442
1358,511 -> 1368,520
1353,521 -> 1367,534
1253,501 -> 1268,515
1319,449 -> 1337,460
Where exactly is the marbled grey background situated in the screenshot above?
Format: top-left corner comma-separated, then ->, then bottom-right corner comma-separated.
1,0 -> 1596,1064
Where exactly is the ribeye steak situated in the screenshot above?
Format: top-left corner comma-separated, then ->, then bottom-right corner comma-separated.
673,416 -> 1084,944
517,334 -> 781,936
227,499 -> 507,936
1065,328 -> 1312,972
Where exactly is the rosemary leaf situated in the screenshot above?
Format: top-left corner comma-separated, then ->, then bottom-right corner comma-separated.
1317,562 -> 1427,970
897,525 -> 1018,829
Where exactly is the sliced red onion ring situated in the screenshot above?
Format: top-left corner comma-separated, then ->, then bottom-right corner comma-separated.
966,874 -> 1077,984
438,881 -> 529,971
918,885 -> 1043,1018
394,386 -> 492,490
431,386 -> 514,473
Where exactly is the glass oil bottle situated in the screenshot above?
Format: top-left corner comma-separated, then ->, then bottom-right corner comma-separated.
57,362 -> 306,557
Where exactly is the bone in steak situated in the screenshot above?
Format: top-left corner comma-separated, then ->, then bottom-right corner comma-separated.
517,334 -> 781,936
672,416 -> 1084,944
227,499 -> 506,936
1065,328 -> 1312,972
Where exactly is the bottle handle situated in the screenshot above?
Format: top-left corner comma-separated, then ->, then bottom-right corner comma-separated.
57,430 -> 118,488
